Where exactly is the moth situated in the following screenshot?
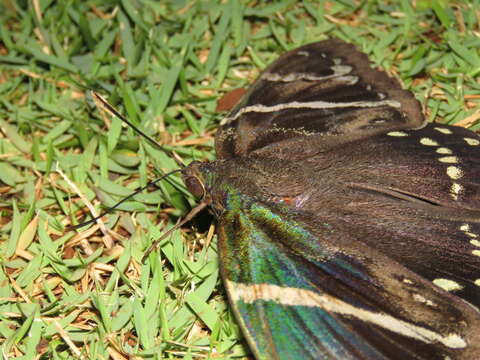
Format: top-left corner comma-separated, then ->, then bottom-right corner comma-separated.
93,39 -> 480,359
181,39 -> 480,359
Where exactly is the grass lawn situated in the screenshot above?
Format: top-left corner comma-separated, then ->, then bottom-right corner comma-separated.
0,0 -> 479,359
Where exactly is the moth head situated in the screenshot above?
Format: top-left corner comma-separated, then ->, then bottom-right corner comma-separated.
182,161 -> 207,198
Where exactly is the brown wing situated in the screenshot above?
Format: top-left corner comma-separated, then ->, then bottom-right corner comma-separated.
215,39 -> 425,160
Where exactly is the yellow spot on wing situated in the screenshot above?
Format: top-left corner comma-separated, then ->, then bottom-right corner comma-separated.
412,294 -> 436,307
446,166 -> 463,180
434,127 -> 453,134
420,138 -> 439,146
450,183 -> 463,200
387,131 -> 409,137
436,147 -> 453,154
433,279 -> 463,292
471,240 -> 480,247
464,137 -> 480,146
438,156 -> 458,164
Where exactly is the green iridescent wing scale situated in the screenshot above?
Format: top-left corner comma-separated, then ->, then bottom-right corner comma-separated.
217,188 -> 480,359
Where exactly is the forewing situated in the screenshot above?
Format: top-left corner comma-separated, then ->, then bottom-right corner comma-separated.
343,123 -> 480,209
216,39 -> 425,159
217,197 -> 480,360
315,123 -> 480,306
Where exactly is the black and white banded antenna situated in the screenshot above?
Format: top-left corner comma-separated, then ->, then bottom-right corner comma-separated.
75,92 -> 212,263
70,169 -> 182,230
72,92 -> 187,229
91,91 -> 186,168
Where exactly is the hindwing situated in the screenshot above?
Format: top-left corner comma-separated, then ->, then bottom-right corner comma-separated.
217,193 -> 480,360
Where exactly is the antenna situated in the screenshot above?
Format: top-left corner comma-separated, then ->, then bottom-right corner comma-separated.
69,169 -> 182,230
79,92 -> 208,263
91,91 -> 186,168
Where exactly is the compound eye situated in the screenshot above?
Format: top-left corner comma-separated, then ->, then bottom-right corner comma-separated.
184,176 -> 204,198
